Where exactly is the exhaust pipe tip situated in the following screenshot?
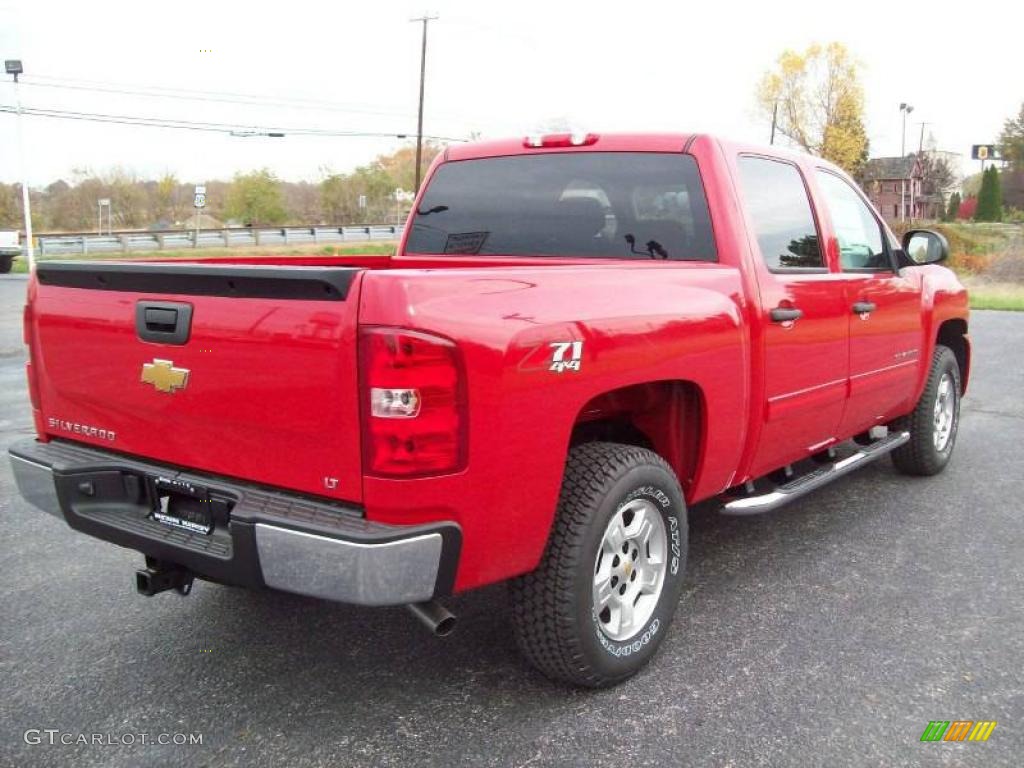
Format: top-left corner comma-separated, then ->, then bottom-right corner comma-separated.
406,600 -> 456,637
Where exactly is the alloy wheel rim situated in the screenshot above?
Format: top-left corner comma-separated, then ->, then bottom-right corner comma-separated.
933,372 -> 956,451
592,498 -> 667,641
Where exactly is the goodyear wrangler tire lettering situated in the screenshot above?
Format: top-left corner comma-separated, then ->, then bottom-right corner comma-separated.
509,442 -> 689,687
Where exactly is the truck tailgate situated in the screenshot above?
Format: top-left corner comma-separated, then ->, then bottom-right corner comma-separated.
29,262 -> 365,503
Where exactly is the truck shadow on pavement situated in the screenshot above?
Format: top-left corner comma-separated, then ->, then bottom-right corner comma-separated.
176,459 -> 900,704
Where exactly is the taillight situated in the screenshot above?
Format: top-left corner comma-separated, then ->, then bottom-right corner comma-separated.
358,327 -> 466,477
23,303 -> 40,410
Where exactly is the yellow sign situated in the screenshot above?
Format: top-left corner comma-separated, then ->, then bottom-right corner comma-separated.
141,359 -> 190,394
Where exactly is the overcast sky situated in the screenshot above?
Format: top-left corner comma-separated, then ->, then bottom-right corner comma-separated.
0,0 -> 1018,187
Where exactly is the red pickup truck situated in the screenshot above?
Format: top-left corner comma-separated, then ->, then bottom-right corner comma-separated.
11,133 -> 969,687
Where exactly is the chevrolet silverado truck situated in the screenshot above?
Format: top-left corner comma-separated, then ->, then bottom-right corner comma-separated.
10,133 -> 969,687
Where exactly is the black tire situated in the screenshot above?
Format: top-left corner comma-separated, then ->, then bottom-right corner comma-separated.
0,256 -> 12,274
890,344 -> 961,476
509,442 -> 688,687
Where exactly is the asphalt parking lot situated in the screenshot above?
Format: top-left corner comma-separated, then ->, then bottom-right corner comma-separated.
1,272 -> 1021,767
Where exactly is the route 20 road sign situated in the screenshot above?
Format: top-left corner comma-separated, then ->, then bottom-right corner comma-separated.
194,184 -> 207,209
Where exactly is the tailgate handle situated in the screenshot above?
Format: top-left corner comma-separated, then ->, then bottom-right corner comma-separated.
145,308 -> 178,331
136,301 -> 193,345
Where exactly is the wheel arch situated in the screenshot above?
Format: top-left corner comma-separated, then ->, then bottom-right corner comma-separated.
569,379 -> 706,500
936,317 -> 970,394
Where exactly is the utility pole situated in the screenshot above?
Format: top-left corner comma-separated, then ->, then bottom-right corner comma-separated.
913,121 -> 932,223
770,101 -> 778,146
6,60 -> 34,271
410,13 -> 438,193
899,102 -> 914,223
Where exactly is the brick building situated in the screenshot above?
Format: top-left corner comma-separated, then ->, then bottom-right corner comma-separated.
861,156 -> 929,224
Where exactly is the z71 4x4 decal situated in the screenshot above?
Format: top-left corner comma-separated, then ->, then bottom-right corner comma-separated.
549,341 -> 583,373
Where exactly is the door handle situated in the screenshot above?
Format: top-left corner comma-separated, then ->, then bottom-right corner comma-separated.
770,306 -> 803,323
852,301 -> 877,315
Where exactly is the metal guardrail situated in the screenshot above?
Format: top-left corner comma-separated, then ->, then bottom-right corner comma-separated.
37,225 -> 404,256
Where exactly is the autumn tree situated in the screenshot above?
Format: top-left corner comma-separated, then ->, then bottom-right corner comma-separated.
0,183 -> 21,229
756,42 -> 869,175
958,196 -> 977,220
101,167 -> 147,228
3,139 -> 457,231
998,102 -> 1024,171
372,141 -> 444,194
223,169 -> 287,226
284,181 -> 322,224
918,152 -> 955,198
150,173 -> 190,225
321,164 -> 395,223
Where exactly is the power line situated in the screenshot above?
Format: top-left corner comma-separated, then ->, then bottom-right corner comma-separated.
20,75 -> 421,119
0,104 -> 468,142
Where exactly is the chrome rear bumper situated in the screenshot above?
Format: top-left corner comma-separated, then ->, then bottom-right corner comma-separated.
9,438 -> 460,606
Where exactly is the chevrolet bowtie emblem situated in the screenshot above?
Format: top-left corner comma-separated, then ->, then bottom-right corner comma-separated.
141,359 -> 190,394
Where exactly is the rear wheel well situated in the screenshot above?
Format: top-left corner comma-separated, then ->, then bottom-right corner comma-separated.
569,380 -> 703,494
936,318 -> 968,390
571,420 -> 653,450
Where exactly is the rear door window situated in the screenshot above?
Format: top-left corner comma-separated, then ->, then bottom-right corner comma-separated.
737,156 -> 824,270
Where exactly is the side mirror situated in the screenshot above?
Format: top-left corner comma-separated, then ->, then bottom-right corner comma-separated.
902,229 -> 949,265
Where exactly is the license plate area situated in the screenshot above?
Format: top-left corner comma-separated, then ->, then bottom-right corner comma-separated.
149,476 -> 233,536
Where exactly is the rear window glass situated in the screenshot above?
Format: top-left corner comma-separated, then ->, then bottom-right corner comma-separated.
405,152 -> 716,261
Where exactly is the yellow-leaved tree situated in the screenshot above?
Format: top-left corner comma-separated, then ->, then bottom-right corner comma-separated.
756,43 -> 869,176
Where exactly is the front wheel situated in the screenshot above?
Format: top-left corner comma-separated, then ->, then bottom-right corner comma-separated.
890,344 -> 961,476
0,256 -> 12,274
509,442 -> 688,687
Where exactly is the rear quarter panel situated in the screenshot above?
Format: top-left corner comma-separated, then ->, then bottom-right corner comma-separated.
359,263 -> 749,591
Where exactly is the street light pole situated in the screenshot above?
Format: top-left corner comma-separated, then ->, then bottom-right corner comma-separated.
899,102 -> 914,223
6,60 -> 34,271
411,14 -> 438,193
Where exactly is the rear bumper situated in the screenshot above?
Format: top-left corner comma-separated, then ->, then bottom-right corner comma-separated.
9,438 -> 460,606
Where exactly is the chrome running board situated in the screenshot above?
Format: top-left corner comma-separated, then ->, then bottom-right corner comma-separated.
720,431 -> 910,516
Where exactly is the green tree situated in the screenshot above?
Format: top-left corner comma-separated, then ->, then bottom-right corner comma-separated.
974,166 -> 1003,222
756,42 -> 869,175
998,102 -> 1024,171
224,169 -> 287,226
944,191 -> 961,222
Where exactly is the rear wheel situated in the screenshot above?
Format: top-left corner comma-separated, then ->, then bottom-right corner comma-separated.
509,442 -> 688,687
890,344 -> 961,476
0,256 -> 13,274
